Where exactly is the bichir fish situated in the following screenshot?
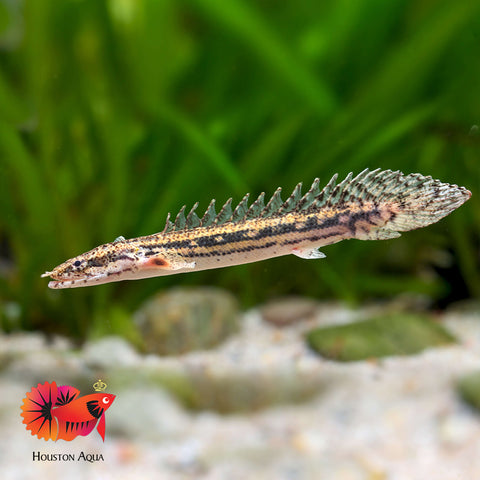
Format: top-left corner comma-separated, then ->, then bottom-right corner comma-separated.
42,168 -> 471,289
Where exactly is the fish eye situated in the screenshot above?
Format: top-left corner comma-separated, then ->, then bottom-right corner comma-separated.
102,396 -> 110,404
74,260 -> 82,267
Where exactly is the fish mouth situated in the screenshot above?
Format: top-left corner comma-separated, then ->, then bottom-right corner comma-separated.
42,272 -> 108,289
47,279 -> 84,289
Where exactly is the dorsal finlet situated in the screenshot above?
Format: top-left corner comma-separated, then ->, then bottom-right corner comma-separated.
246,192 -> 266,219
278,183 -> 302,214
186,202 -> 201,229
162,213 -> 174,234
262,187 -> 283,218
215,198 -> 233,225
329,172 -> 353,206
232,193 -> 250,223
312,173 -> 338,209
174,205 -> 187,230
298,178 -> 321,211
201,199 -> 217,227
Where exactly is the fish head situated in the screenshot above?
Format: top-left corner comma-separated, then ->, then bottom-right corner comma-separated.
41,240 -> 142,288
98,393 -> 116,412
42,236 -> 197,289
82,393 -> 116,419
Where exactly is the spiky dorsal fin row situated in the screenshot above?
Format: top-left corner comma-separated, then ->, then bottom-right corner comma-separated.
160,168 -> 443,233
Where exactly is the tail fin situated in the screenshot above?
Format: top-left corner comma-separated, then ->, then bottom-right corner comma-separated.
352,169 -> 470,231
21,381 -> 59,441
295,169 -> 470,240
349,169 -> 470,239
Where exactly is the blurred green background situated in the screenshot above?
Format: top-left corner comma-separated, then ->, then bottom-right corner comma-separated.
0,0 -> 478,339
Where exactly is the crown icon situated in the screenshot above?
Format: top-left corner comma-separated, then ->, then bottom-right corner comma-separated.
93,379 -> 107,392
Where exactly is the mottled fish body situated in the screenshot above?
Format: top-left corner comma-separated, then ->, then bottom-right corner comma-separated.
42,169 -> 471,289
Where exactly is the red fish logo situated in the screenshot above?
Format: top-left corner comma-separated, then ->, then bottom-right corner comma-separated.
21,381 -> 115,442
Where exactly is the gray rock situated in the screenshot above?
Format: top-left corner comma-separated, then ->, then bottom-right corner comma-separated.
134,287 -> 240,355
108,387 -> 190,441
83,336 -> 141,369
260,296 -> 320,327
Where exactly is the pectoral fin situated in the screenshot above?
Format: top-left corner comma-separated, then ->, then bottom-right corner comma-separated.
139,252 -> 196,271
292,247 -> 326,259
